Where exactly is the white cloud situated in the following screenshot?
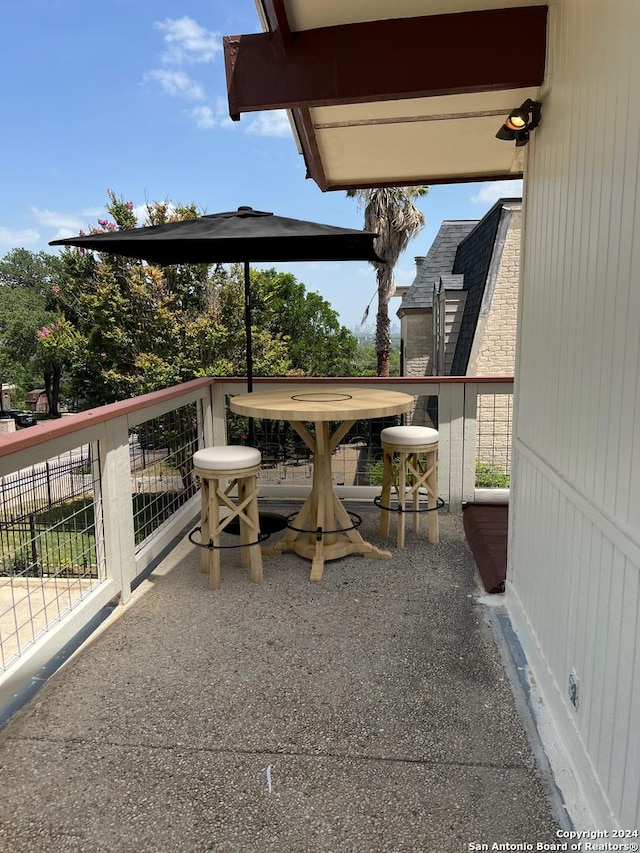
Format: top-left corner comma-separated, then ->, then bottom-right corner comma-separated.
184,99 -> 237,131
131,204 -> 148,224
31,205 -> 141,239
0,226 -> 40,247
145,18 -> 288,138
145,68 -> 205,101
155,16 -> 221,65
189,105 -> 215,129
470,180 -> 523,205
214,96 -> 234,129
245,111 -> 291,138
30,207 -> 99,232
51,227 -> 80,242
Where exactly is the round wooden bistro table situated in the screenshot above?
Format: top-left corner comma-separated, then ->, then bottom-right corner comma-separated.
230,387 -> 414,581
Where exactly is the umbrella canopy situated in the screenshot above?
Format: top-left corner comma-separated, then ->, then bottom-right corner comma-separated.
50,206 -> 381,266
50,206 -> 381,398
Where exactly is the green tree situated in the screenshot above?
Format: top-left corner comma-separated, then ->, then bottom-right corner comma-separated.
0,287 -> 50,406
353,341 -> 400,377
0,248 -> 63,410
35,317 -> 77,416
0,248 -> 61,300
347,187 -> 428,376
182,264 -> 292,380
251,269 -> 358,376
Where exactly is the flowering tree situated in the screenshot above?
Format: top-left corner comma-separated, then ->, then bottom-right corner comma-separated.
35,318 -> 78,415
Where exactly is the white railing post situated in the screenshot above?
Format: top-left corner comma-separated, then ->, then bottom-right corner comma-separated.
211,382 -> 228,447
438,382 -> 466,513
97,416 -> 137,604
462,382 -> 479,504
200,382 -> 214,449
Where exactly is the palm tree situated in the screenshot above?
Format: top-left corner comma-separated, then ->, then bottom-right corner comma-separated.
347,187 -> 428,376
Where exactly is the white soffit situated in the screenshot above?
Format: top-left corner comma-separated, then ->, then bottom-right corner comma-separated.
278,0 -> 543,31
310,88 -> 538,186
311,89 -> 540,124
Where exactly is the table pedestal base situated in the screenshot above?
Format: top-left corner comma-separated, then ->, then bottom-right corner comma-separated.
263,493 -> 392,581
262,420 -> 392,581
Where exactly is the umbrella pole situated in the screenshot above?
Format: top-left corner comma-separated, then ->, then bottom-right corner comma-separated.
242,261 -> 286,534
244,261 -> 255,446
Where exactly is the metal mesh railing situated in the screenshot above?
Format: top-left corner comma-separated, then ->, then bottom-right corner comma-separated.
0,446 -> 104,671
226,407 -> 403,487
475,393 -> 512,488
129,402 -> 202,549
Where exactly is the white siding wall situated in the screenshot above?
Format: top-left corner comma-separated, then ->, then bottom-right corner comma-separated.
509,0 -> 640,828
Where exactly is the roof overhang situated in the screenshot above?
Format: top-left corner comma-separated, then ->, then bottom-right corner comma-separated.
223,2 -> 548,190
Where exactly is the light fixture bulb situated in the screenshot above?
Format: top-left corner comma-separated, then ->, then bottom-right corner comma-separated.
495,100 -> 541,147
506,113 -> 527,131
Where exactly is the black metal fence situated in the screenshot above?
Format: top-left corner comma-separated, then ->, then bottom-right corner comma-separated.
0,446 -> 100,578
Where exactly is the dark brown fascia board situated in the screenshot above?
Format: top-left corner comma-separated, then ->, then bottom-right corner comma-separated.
290,108 -> 329,190
224,6 -> 547,117
316,169 -> 524,193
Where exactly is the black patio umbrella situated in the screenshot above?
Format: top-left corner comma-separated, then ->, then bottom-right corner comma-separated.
50,206 -> 381,394
51,205 -> 381,536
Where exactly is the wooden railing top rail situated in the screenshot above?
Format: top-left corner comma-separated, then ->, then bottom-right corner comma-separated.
0,377 -> 213,459
224,376 -> 514,386
0,375 -> 514,459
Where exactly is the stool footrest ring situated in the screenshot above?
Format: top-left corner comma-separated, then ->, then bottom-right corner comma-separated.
188,527 -> 270,551
374,495 -> 445,514
285,510 -> 362,537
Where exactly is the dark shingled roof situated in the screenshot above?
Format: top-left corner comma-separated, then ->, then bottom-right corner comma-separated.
399,197 -> 522,374
438,274 -> 465,291
450,199 -> 520,374
398,220 -> 477,312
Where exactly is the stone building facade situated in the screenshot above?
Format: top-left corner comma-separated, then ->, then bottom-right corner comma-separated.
398,199 -> 521,469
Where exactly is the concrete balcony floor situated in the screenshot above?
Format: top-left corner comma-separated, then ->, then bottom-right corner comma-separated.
0,509 -> 567,852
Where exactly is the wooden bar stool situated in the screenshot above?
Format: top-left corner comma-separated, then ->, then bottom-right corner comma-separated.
377,426 -> 440,548
192,446 -> 263,589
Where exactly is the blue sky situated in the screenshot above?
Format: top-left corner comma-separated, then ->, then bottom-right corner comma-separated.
0,1 -> 522,330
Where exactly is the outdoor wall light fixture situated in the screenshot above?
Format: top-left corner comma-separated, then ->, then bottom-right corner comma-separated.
495,99 -> 542,147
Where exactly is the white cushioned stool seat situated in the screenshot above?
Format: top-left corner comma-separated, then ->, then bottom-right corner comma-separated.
192,444 -> 263,589
193,446 -> 261,471
378,425 -> 440,548
380,426 -> 439,446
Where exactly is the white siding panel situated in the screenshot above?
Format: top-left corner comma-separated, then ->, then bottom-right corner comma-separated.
608,557 -> 638,815
510,0 -> 640,826
620,571 -> 640,826
510,452 -> 640,825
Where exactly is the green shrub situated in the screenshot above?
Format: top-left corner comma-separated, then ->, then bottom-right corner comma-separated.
365,459 -> 385,486
475,460 -> 510,488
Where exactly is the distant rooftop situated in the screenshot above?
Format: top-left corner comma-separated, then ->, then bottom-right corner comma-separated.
398,220 -> 478,313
